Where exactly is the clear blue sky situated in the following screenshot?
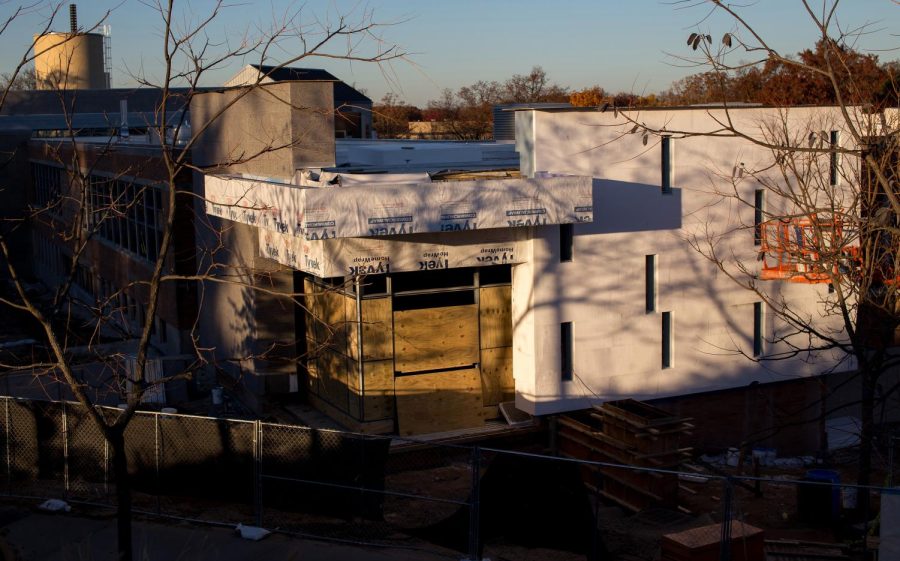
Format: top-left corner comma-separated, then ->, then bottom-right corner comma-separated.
2,0 -> 898,106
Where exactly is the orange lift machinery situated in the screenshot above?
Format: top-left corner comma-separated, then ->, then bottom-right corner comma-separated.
757,214 -> 860,284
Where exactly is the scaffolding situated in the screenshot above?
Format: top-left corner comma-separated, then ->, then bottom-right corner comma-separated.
102,24 -> 112,89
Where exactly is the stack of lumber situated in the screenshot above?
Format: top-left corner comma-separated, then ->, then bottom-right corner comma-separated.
558,399 -> 693,511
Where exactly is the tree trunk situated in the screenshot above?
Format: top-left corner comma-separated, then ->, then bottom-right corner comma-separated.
857,365 -> 876,521
110,429 -> 133,561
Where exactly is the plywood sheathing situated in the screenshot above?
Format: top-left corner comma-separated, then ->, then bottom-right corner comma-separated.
322,289 -> 349,354
478,286 -> 513,350
481,346 -> 514,406
305,337 -> 319,394
348,359 -> 395,422
304,278 -> 355,415
478,285 -> 514,409
348,297 -> 393,361
303,278 -> 319,341
394,304 -> 480,373
316,347 -> 350,412
395,367 -> 486,436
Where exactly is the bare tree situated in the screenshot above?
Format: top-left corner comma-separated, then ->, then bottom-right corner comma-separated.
503,65 -> 568,104
0,2 -> 404,560
617,0 -> 899,502
0,66 -> 35,90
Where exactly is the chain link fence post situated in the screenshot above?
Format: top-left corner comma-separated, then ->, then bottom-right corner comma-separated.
104,435 -> 109,499
62,401 -> 69,496
359,432 -> 367,522
155,412 -> 161,515
719,477 -> 733,561
889,433 -> 898,487
254,420 -> 262,527
4,398 -> 10,496
468,445 -> 482,561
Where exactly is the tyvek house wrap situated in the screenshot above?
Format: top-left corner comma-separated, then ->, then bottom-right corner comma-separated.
259,228 -> 528,277
204,173 -> 593,240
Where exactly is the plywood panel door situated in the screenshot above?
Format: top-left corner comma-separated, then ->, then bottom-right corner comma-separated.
393,304 -> 479,373
395,368 -> 485,435
479,286 -> 512,349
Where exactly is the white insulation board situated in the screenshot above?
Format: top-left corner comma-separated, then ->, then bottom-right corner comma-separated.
205,174 -> 593,240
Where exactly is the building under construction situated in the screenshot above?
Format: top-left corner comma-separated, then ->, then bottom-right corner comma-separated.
194,80 -> 894,442
12,56 -> 895,446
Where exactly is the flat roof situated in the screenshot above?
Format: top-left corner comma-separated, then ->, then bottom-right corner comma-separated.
332,139 -> 519,174
507,103 -> 856,112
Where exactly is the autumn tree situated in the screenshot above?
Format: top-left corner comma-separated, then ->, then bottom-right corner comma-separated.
569,85 -> 607,107
372,92 -> 421,138
0,2 -> 403,560
661,39 -> 896,106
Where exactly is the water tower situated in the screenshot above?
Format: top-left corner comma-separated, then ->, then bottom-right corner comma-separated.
33,4 -> 111,90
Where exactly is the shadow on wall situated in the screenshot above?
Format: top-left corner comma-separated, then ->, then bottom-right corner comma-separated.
585,179 -> 682,234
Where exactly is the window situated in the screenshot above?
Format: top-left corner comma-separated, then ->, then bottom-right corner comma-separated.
753,302 -> 764,357
754,189 -> 765,246
560,322 -> 573,381
829,130 -> 840,187
560,224 -> 574,262
645,254 -> 657,313
87,176 -> 164,263
661,312 -> 673,368
478,264 -> 511,286
31,163 -> 63,212
661,136 -> 673,193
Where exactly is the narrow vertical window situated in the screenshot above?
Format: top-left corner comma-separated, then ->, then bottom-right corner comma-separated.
754,189 -> 765,246
661,136 -> 673,193
661,312 -> 673,369
829,130 -> 840,187
645,254 -> 657,313
560,224 -> 574,262
561,322 -> 573,381
753,302 -> 764,357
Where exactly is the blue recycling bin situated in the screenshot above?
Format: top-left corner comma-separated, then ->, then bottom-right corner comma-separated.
797,469 -> 841,524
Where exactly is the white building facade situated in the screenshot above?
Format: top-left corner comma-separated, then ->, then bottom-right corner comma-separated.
511,106 -> 855,415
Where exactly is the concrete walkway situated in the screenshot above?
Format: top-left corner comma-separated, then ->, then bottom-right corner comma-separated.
0,506 -> 453,561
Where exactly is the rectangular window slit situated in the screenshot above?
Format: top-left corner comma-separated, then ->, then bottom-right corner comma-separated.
661,136 -> 673,193
753,302 -> 764,357
560,224 -> 574,262
754,189 -> 765,246
646,254 -> 657,313
561,322 -> 573,382
829,130 -> 840,187
661,312 -> 673,369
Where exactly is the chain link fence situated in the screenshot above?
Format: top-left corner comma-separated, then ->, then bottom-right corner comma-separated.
0,395 -> 896,561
